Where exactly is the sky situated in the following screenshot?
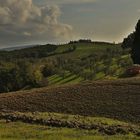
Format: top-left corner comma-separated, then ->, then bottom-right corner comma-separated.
0,0 -> 140,48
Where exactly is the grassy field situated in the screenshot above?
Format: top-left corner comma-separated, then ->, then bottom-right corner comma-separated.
53,42 -> 117,58
0,112 -> 140,140
45,55 -> 132,86
36,42 -> 132,86
0,120 -> 139,140
48,72 -> 84,85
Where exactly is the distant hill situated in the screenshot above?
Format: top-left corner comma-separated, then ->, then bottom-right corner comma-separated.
0,41 -> 118,60
0,41 -> 116,52
0,41 -> 133,93
0,44 -> 39,51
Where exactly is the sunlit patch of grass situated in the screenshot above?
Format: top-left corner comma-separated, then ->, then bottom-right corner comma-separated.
0,120 -> 139,140
2,112 -> 132,126
48,72 -> 83,85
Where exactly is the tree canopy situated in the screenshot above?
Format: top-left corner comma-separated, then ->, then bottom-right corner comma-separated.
122,19 -> 140,64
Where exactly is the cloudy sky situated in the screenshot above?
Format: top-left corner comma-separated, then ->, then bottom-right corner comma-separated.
0,0 -> 140,48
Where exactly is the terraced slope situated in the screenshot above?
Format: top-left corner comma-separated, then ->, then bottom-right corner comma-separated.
0,78 -> 140,123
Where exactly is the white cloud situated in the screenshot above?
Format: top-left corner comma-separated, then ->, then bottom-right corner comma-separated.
137,9 -> 140,13
23,32 -> 32,36
41,0 -> 97,5
0,0 -> 73,46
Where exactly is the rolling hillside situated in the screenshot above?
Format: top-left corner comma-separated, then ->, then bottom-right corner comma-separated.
0,78 -> 140,124
36,42 -> 132,86
0,41 -> 133,93
0,41 -> 139,139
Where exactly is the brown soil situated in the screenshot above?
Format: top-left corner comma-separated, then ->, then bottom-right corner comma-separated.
0,79 -> 140,123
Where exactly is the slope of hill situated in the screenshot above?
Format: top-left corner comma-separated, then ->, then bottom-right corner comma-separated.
0,41 -> 139,139
0,41 -> 133,93
38,42 -> 132,86
0,42 -> 118,59
0,78 -> 140,124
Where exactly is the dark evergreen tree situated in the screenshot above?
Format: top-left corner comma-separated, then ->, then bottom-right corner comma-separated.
121,32 -> 135,49
131,20 -> 140,64
122,19 -> 140,64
